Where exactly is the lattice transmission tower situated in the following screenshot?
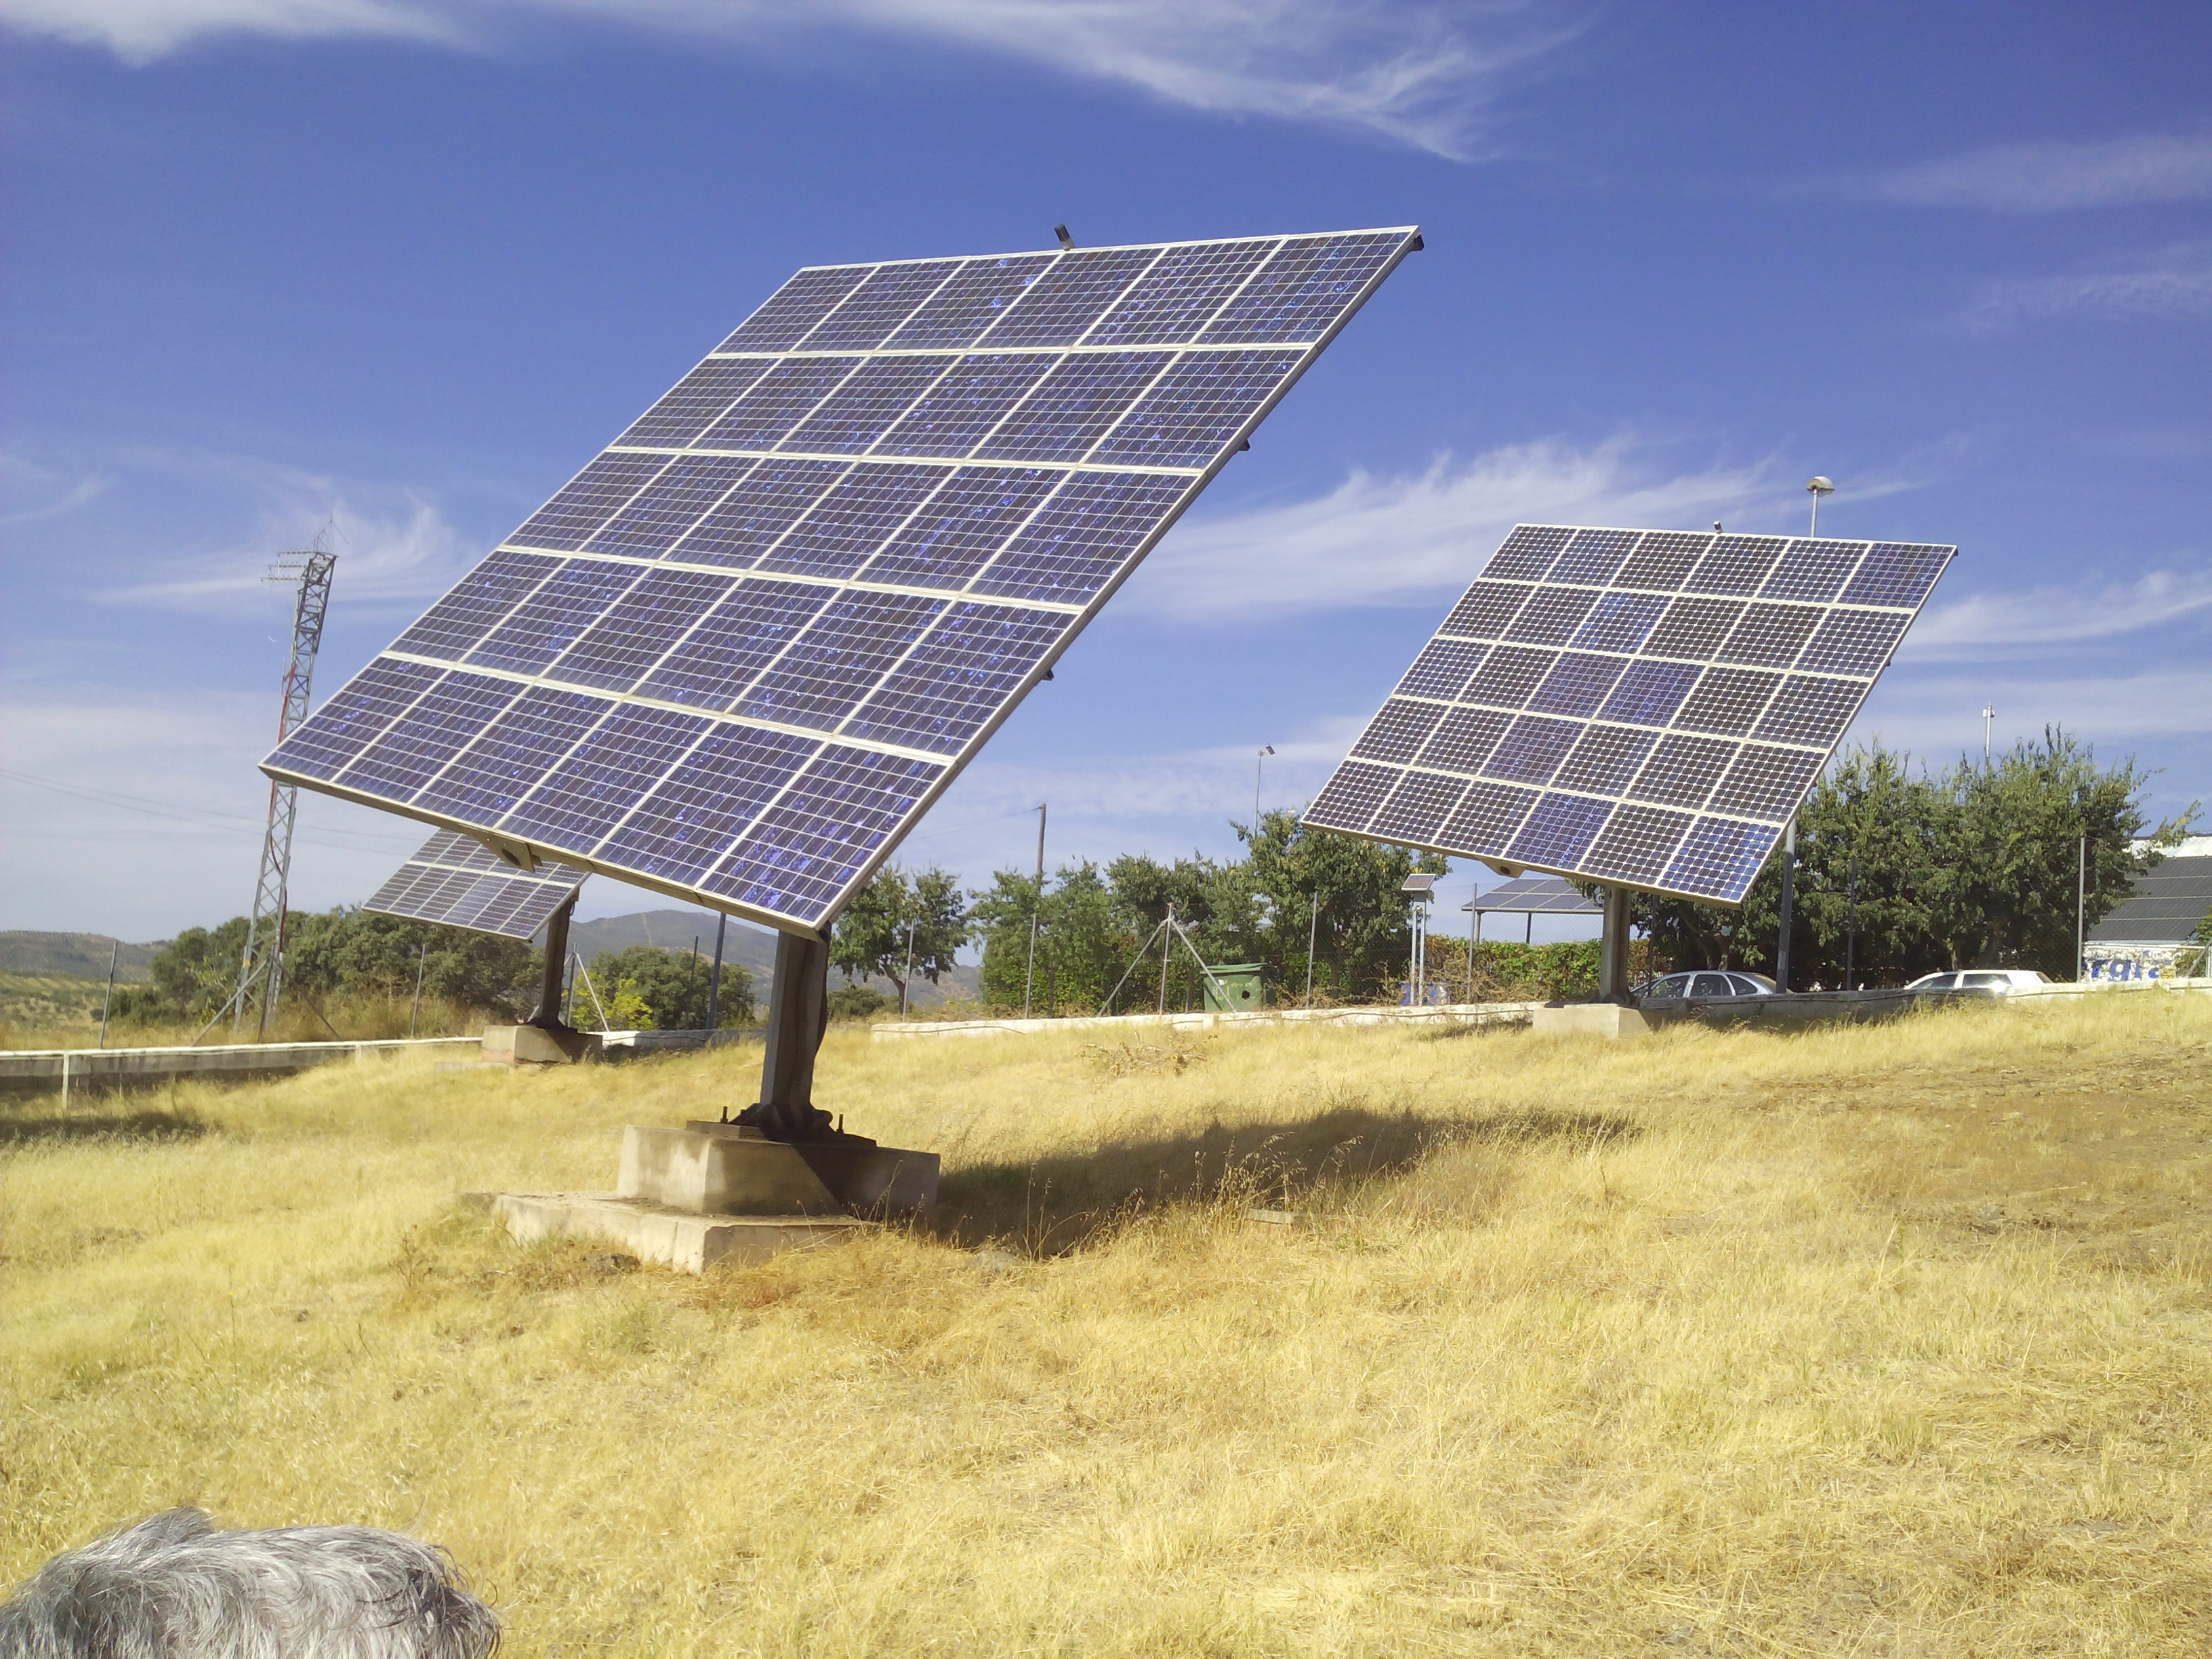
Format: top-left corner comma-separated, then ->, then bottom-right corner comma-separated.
230,548 -> 337,1040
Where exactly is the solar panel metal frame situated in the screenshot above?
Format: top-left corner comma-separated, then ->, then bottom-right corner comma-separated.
1307,523 -> 1954,905
265,228 -> 1422,937
363,830 -> 588,939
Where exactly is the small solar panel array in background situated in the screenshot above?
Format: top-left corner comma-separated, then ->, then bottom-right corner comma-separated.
1307,525 -> 1953,905
1465,874 -> 1601,915
266,228 -> 1420,933
364,830 -> 588,939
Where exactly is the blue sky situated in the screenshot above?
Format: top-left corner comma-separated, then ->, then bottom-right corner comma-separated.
5,0 -> 2209,947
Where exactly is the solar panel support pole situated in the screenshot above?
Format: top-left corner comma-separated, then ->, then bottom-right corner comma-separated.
746,931 -> 833,1141
707,914 -> 728,1031
1597,886 -> 1634,1004
529,893 -> 579,1031
1775,819 -> 1798,992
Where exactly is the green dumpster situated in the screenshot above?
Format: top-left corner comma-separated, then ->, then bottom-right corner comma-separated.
1202,962 -> 1265,1012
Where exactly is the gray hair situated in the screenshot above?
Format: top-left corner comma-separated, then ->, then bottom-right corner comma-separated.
0,1507 -> 500,1659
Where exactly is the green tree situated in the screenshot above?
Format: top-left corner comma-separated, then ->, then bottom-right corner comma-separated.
583,945 -> 754,1030
283,907 -> 539,1016
828,865 -> 968,1005
1238,810 -> 1447,1003
972,861 -> 1136,1012
108,917 -> 251,1025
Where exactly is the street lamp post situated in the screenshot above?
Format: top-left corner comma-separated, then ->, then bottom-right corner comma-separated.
1254,745 -> 1275,830
1806,476 -> 1835,535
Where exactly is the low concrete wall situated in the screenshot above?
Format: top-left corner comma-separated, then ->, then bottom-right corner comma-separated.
872,1000 -> 1544,1040
0,1036 -> 481,1100
597,1027 -> 763,1058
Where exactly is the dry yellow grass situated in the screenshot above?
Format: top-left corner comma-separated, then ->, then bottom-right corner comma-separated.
4,994 -> 2209,1656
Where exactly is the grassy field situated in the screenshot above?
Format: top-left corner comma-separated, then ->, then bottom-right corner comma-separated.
3,994 -> 2208,1655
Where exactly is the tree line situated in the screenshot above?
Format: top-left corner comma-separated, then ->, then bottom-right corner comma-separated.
114,728 -> 2190,1031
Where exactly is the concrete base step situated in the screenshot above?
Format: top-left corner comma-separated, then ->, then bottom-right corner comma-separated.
493,1191 -> 872,1273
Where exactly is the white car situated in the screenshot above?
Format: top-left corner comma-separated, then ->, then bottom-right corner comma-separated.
1638,970 -> 1780,1003
1904,968 -> 2053,997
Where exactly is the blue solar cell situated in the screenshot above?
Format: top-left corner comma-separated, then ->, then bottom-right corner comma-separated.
501,703 -> 714,857
466,561 -> 645,677
1643,597 -> 1745,660
635,578 -> 834,710
781,357 -> 953,454
1460,647 -> 1557,710
1841,543 -> 1950,609
796,261 -> 962,352
599,723 -> 819,886
543,567 -> 738,693
737,590 -> 944,731
1760,539 -> 1866,604
1551,724 -> 1657,796
1481,526 -> 1573,582
1599,659 -> 1700,726
883,255 -> 1057,348
1084,241 -> 1275,346
1631,734 -> 1736,809
985,248 -> 1161,348
859,467 -> 1058,590
756,464 -> 952,581
415,687 -> 611,825
1439,580 -> 1533,640
586,455 -> 758,559
693,358 -> 863,451
974,352 -> 1174,464
266,657 -> 442,783
1671,668 -> 1781,738
1350,699 -> 1448,764
509,452 -> 670,551
615,359 -> 776,449
1719,603 -> 1820,670
1483,715 -> 1581,785
1526,653 -> 1625,718
841,602 -> 1073,754
969,472 -> 1192,604
869,354 -> 1060,459
390,551 -> 556,663
1087,350 -> 1303,468
1685,535 -> 1787,598
1796,609 -> 1906,677
1370,771 -> 1468,842
1507,792 -> 1614,868
1415,706 -> 1513,775
705,745 -> 945,926
338,672 -> 523,804
1581,804 -> 1692,886
1395,639 -> 1488,701
1305,760 -> 1398,833
1438,781 -> 1538,855
718,266 -> 873,352
1663,817 -> 1780,903
1549,528 -> 1640,586
1613,531 -> 1713,592
1569,591 -> 1667,654
1708,744 -> 1823,821
1753,675 -> 1867,746
1198,232 -> 1407,342
668,458 -> 850,569
1505,588 -> 1602,646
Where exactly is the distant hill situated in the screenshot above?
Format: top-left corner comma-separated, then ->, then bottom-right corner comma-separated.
567,909 -> 981,1008
0,933 -> 158,982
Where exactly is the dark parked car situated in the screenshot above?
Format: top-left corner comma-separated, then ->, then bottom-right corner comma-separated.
1637,970 -> 1780,1006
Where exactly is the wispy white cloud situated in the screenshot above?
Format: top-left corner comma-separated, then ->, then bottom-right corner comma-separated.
1134,437 -> 1786,617
1869,131 -> 2212,211
7,0 -> 1580,158
103,495 -> 469,611
1910,564 -> 2212,661
1962,244 -> 2212,332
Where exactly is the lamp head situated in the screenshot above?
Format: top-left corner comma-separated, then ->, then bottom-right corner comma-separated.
1807,476 -> 1835,496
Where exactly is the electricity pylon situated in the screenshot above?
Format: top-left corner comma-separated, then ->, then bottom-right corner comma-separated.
228,548 -> 337,1040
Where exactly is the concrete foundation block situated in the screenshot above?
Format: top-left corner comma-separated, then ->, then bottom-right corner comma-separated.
481,1025 -> 602,1066
493,1191 -> 869,1273
617,1123 -> 940,1216
1531,1003 -> 1658,1040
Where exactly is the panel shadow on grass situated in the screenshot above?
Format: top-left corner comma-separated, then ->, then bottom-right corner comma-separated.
933,1104 -> 1638,1252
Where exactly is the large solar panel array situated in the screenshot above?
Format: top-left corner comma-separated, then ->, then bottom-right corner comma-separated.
365,830 -> 588,939
266,228 -> 1420,934
1307,524 -> 1953,904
